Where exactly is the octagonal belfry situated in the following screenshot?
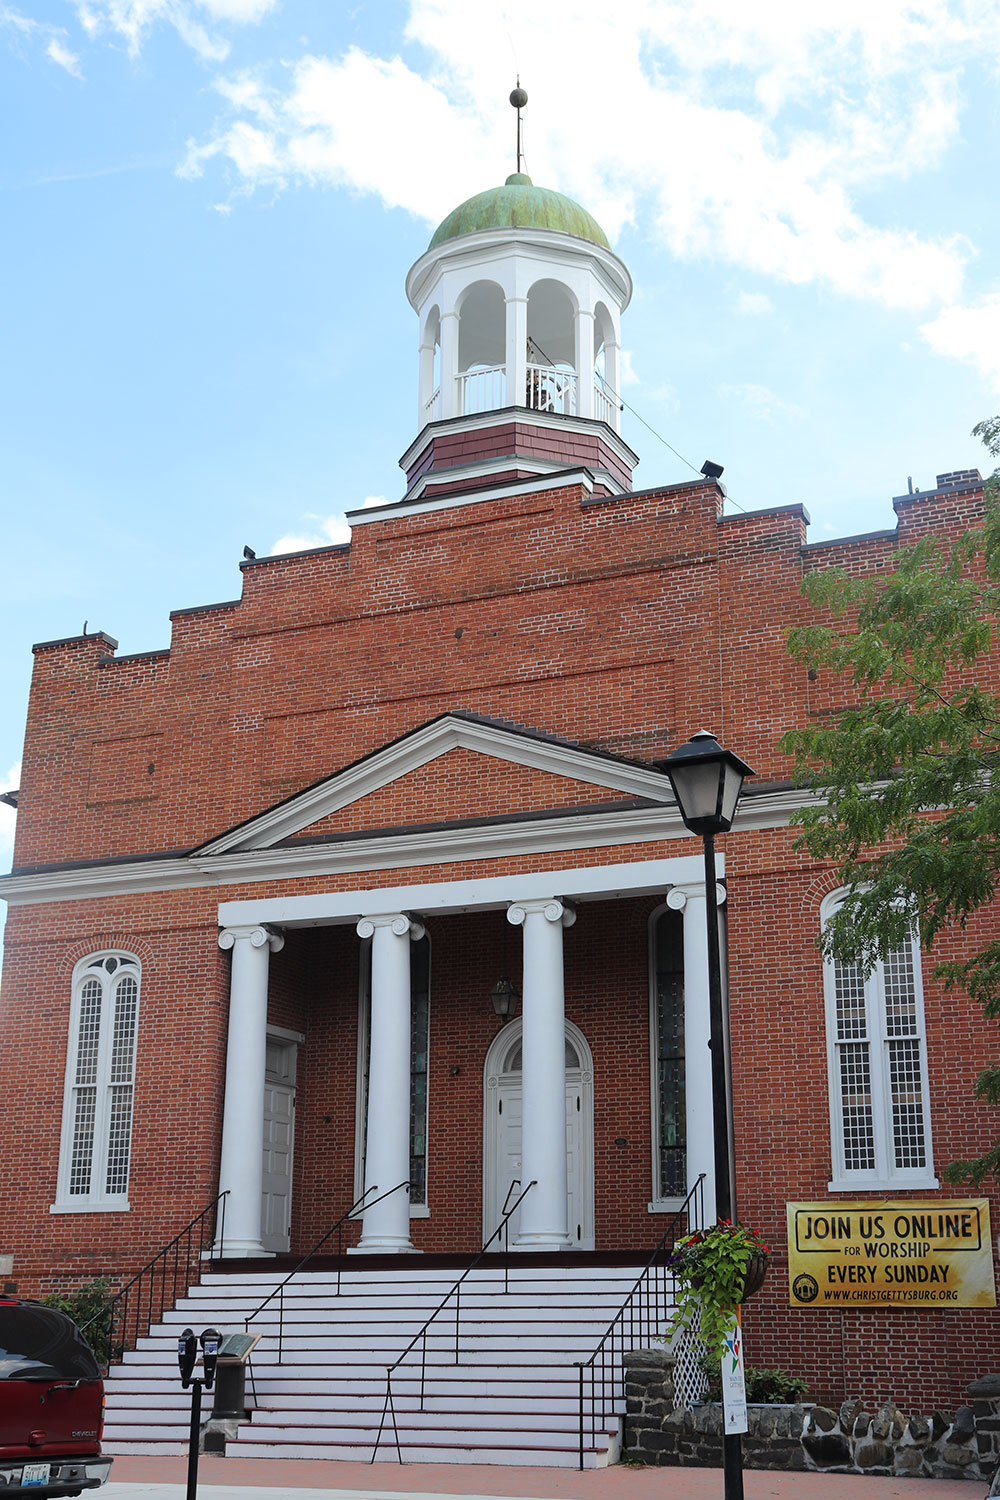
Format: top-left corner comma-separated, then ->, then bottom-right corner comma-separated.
401,170 -> 637,503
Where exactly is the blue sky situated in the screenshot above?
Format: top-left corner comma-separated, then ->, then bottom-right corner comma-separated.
3,0 -> 1000,885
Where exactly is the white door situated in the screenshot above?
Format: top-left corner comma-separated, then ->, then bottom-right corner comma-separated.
484,1021 -> 595,1250
261,1038 -> 296,1254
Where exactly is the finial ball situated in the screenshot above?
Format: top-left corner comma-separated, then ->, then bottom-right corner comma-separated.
509,86 -> 528,109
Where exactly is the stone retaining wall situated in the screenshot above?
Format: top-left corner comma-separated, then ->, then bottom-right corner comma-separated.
623,1349 -> 1000,1482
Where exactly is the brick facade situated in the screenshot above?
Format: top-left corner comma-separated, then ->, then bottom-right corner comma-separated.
2,463 -> 998,1414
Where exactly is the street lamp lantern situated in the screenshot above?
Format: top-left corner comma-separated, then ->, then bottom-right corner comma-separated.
657,729 -> 754,1500
656,730 -> 754,836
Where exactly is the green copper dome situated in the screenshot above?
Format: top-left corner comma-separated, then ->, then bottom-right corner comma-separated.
429,173 -> 611,252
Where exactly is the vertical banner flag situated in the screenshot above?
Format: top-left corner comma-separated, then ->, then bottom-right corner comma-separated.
721,1306 -> 748,1434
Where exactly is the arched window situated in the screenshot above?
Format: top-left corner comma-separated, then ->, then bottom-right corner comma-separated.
54,952 -> 141,1211
649,906 -> 685,1206
355,933 -> 431,1212
822,894 -> 936,1188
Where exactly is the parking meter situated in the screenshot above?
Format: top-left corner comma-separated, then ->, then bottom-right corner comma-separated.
200,1328 -> 221,1392
177,1327 -> 197,1388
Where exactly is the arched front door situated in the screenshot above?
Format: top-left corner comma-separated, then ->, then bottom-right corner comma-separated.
483,1018 -> 595,1250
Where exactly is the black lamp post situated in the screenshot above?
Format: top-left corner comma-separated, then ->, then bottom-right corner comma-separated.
657,729 -> 754,1500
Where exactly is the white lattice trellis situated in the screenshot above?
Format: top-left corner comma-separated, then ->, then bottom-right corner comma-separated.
670,1312 -> 709,1410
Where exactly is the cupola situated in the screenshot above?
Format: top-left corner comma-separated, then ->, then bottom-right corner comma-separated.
399,88 -> 637,503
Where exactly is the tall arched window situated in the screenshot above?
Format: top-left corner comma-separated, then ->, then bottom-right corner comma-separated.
54,952 -> 141,1211
649,906 -> 685,1207
822,894 -> 936,1188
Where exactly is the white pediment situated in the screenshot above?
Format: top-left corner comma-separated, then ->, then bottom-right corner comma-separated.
198,713 -> 675,856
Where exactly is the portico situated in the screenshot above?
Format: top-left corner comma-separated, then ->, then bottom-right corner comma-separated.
213,855 -> 723,1258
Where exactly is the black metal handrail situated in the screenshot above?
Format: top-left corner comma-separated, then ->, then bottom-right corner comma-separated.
80,1191 -> 228,1371
245,1179 -> 410,1363
575,1174 -> 706,1468
371,1179 -> 536,1463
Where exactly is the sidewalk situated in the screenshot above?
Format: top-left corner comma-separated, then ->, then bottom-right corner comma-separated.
103,1454 -> 989,1499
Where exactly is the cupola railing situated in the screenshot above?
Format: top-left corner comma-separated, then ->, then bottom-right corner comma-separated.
450,365 -> 615,424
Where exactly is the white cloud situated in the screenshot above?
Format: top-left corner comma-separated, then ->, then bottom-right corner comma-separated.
46,37 -> 84,77
736,291 -> 774,316
0,761 -> 20,871
2,5 -> 84,76
270,497 -> 388,555
74,0 -> 277,61
920,295 -> 1000,396
720,382 -> 806,421
618,349 -> 639,386
180,1 -> 985,310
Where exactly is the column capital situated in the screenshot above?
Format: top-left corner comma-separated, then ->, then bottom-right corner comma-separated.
666,882 -> 726,911
507,897 -> 576,929
356,911 -> 425,941
218,923 -> 284,953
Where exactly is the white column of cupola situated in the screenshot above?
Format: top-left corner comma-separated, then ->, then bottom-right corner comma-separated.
667,882 -> 726,1215
353,912 -> 425,1253
507,897 -> 576,1249
215,923 -> 284,1257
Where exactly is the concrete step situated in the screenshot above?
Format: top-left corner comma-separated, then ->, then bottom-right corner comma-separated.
102,1260 -> 651,1469
233,1439 -> 607,1468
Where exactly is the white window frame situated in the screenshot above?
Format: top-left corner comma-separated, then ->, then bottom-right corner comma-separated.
821,891 -> 937,1191
51,950 -> 141,1214
353,933 -> 432,1218
648,903 -> 686,1214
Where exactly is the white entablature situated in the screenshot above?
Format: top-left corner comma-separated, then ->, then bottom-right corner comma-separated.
406,190 -> 633,432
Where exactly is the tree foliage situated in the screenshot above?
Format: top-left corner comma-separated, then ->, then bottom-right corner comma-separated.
781,420 -> 1000,1187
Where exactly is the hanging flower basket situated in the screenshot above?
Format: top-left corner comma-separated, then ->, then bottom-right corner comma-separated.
738,1248 -> 769,1301
667,1220 -> 770,1356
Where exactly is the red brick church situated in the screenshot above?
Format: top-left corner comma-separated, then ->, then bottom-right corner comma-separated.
1,134 -> 997,1455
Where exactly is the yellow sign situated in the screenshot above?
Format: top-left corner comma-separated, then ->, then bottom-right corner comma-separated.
787,1200 -> 996,1309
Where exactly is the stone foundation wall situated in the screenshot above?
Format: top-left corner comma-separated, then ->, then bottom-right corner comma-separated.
624,1350 -> 1000,1482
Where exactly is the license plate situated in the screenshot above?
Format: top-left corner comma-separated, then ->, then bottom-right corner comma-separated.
20,1463 -> 51,1487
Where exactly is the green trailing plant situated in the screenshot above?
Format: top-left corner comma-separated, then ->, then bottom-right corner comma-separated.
702,1357 -> 809,1404
43,1279 -> 118,1366
667,1220 -> 769,1357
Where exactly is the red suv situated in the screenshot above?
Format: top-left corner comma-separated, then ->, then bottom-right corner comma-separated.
0,1299 -> 112,1496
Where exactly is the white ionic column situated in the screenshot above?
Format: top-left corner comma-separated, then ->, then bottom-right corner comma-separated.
215,923 -> 284,1257
507,898 -> 576,1249
506,295 -> 528,409
667,882 -> 726,1218
354,912 -> 424,1253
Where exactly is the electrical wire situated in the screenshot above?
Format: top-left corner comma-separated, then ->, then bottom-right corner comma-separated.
529,336 -> 746,512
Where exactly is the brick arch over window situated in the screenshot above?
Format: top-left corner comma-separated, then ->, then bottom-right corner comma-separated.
64,934 -> 156,971
53,949 -> 142,1212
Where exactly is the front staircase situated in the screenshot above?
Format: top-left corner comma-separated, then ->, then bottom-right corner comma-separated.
101,1261 -> 654,1467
